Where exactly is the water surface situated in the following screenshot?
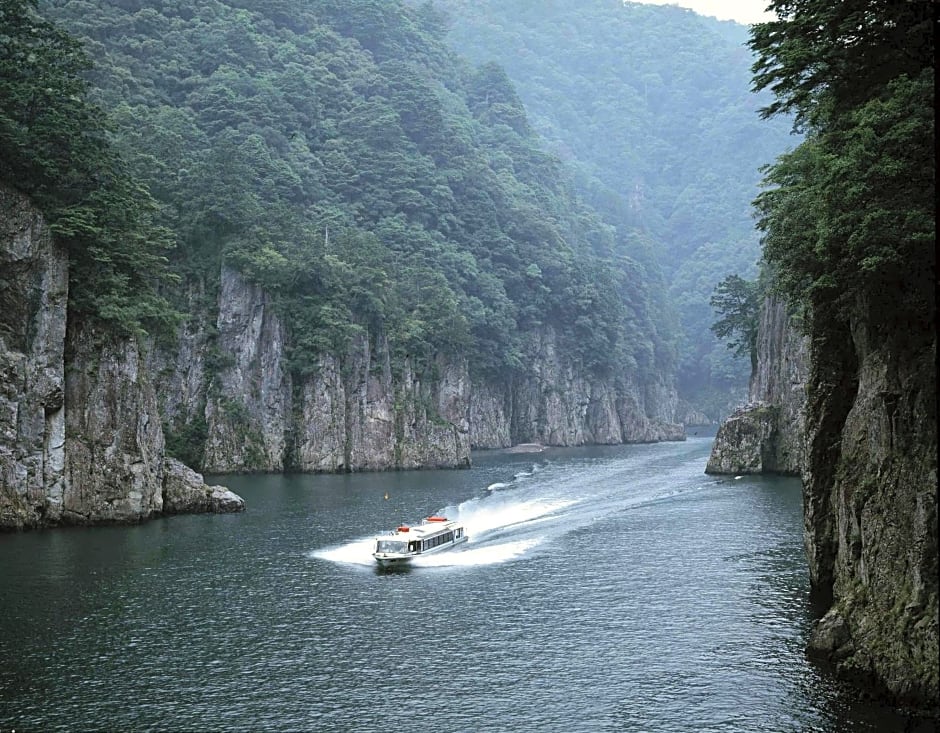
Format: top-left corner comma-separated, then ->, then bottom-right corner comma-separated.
0,437 -> 933,731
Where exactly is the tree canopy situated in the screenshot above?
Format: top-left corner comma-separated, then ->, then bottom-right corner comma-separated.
431,0 -> 796,412
709,274 -> 759,372
750,0 -> 934,326
25,0 -> 674,384
1,0 -> 178,337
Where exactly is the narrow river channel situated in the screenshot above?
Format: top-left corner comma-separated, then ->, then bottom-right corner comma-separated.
0,437 -> 930,731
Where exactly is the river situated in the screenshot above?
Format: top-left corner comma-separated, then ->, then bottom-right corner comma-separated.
0,437 -> 933,731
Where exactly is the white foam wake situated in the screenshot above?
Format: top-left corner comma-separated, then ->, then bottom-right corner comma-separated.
312,493 -> 576,569
311,537 -> 375,566
447,495 -> 579,539
412,538 -> 540,567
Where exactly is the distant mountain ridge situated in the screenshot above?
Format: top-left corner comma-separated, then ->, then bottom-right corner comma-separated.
431,0 -> 796,415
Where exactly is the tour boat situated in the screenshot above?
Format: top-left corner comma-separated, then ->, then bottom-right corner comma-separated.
373,515 -> 468,567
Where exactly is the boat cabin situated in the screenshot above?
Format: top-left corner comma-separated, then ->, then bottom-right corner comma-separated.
373,516 -> 467,565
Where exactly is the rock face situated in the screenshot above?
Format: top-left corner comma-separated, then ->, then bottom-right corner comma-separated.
706,294 -> 809,475
801,299 -> 937,708
0,186 -> 68,528
62,325 -> 168,523
705,403 -> 781,474
202,266 -> 292,472
675,399 -> 714,428
469,328 -> 685,448
154,267 -> 474,473
294,337 -> 472,472
0,186 -> 243,529
162,457 -> 244,514
153,271 -> 682,473
708,285 -> 938,708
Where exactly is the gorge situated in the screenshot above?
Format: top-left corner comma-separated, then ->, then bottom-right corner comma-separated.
1,0 -> 935,720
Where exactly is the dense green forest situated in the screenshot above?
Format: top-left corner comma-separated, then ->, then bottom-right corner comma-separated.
750,0 -> 934,330
0,0 -> 179,337
5,0 -> 677,389
430,0 -> 795,411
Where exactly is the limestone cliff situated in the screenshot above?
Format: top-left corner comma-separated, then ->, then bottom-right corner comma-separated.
294,335 -> 471,472
706,294 -> 809,475
0,186 -> 68,527
707,284 -> 938,707
802,300 -> 937,708
469,328 -> 685,448
153,267 -> 473,473
153,269 -> 682,473
0,186 -> 243,529
202,266 -> 292,472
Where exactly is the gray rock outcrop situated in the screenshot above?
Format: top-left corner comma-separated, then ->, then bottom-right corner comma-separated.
202,265 -> 292,472
295,337 -> 471,472
62,325 -> 167,523
152,270 -> 682,474
706,294 -> 809,475
0,186 -> 243,530
708,282 -> 937,708
801,298 -> 937,707
162,457 -> 244,513
0,186 -> 68,527
470,328 -> 684,448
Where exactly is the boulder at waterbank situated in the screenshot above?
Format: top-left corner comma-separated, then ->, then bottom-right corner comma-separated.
162,457 -> 244,514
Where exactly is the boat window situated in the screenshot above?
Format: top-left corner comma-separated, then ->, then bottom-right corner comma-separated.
375,540 -> 407,554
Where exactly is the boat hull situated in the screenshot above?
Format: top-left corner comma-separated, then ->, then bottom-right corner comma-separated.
373,535 -> 468,567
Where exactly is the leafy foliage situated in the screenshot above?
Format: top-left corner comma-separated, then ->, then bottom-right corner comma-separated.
36,0 -> 671,382
0,0 -> 178,337
431,0 -> 796,408
751,0 -> 935,327
709,274 -> 759,371
750,0 -> 934,128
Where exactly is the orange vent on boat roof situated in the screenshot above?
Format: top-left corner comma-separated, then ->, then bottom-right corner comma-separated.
426,516 -> 447,522
397,526 -> 410,532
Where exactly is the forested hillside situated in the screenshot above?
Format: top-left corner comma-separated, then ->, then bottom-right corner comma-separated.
34,0 -> 673,386
431,0 -> 795,413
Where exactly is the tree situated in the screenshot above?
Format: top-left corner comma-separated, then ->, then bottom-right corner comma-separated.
0,0 -> 101,201
0,0 -> 178,337
750,0 -> 935,324
749,0 -> 934,128
709,274 -> 759,372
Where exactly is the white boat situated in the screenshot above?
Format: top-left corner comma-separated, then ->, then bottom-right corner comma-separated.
373,515 -> 468,568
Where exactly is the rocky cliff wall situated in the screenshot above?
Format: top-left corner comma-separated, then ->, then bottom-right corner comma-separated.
295,336 -> 471,472
802,300 -> 937,708
202,265 -> 292,472
706,294 -> 808,475
0,186 -> 68,527
160,270 -> 683,473
155,267 -> 474,473
0,186 -> 243,529
469,328 -> 684,448
62,325 -> 168,522
707,282 -> 938,707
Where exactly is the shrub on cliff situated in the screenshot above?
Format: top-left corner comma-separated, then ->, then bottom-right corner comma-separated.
0,0 -> 178,338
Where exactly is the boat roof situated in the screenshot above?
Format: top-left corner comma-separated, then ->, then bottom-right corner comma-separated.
379,517 -> 462,539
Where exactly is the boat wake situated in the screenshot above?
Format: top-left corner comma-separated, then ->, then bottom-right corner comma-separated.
312,491 -> 576,570
411,538 -> 539,567
312,445 -> 714,571
485,462 -> 543,491
311,537 -> 376,566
